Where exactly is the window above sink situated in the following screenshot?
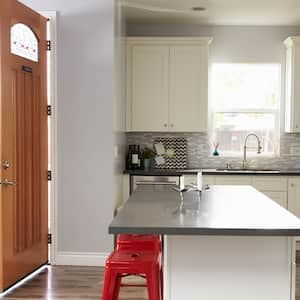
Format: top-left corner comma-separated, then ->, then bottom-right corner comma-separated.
211,63 -> 281,157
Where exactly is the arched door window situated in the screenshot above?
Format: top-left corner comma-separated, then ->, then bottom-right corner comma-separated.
10,23 -> 38,62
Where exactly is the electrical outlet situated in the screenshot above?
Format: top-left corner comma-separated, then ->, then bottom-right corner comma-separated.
290,144 -> 300,156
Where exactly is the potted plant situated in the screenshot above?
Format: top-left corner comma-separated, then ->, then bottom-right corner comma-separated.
141,147 -> 154,171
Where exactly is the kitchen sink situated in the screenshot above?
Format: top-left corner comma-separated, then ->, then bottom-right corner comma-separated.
216,168 -> 280,173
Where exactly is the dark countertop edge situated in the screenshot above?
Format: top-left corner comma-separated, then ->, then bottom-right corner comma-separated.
123,169 -> 300,176
109,227 -> 300,236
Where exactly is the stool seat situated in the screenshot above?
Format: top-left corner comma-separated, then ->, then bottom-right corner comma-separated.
102,249 -> 162,300
107,250 -> 160,266
116,234 -> 161,252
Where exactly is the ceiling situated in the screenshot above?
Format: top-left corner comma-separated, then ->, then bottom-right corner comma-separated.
122,0 -> 300,26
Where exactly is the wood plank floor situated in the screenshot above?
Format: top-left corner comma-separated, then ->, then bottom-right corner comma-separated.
2,266 -> 148,300
1,264 -> 300,299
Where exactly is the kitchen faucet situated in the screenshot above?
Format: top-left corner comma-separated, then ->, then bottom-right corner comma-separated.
242,133 -> 262,169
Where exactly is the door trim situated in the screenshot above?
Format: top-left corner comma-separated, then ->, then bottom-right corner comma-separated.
39,11 -> 57,265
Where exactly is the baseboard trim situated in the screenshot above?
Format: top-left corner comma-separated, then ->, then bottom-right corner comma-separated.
54,251 -> 109,266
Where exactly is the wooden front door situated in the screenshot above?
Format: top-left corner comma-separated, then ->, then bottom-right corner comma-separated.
0,0 -> 48,291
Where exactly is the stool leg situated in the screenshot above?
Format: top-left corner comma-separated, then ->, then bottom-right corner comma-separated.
102,268 -> 117,300
112,275 -> 122,300
160,267 -> 163,300
146,267 -> 161,300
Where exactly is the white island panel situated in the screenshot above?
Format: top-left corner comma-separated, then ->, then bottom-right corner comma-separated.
165,236 -> 295,300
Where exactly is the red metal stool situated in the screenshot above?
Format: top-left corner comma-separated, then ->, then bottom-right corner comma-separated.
116,234 -> 161,252
101,250 -> 162,300
116,234 -> 163,299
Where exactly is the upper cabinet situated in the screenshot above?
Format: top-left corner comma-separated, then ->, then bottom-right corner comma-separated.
126,38 -> 212,132
284,37 -> 300,133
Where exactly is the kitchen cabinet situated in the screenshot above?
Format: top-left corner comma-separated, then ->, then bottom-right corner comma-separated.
158,175 -> 287,209
124,174 -> 300,218
288,177 -> 300,218
284,37 -> 300,133
215,175 -> 252,185
203,175 -> 216,186
262,191 -> 287,209
169,46 -> 209,131
183,175 -> 215,187
127,45 -> 169,131
252,176 -> 288,208
126,38 -> 212,132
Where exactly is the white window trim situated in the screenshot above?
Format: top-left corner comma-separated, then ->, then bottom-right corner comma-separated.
210,63 -> 281,158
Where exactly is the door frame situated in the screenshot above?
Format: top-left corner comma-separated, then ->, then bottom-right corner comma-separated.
39,11 -> 58,265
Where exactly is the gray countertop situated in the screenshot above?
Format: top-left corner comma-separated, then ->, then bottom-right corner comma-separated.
109,185 -> 300,236
124,168 -> 300,176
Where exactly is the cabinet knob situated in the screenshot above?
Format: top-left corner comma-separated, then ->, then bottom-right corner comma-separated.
170,124 -> 174,128
296,125 -> 299,129
164,123 -> 168,128
291,183 -> 295,188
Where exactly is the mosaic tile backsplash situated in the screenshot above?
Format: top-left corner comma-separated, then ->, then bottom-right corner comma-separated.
127,132 -> 300,170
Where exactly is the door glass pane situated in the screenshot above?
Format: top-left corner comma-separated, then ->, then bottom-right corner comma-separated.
11,23 -> 38,62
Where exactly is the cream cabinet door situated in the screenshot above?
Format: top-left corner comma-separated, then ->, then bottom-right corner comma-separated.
284,37 -> 300,133
288,177 -> 300,218
251,176 -> 288,208
261,191 -> 288,209
129,45 -> 169,131
169,46 -> 208,132
183,175 -> 197,186
215,175 -> 251,185
183,175 -> 215,187
203,175 -> 216,186
251,176 -> 287,191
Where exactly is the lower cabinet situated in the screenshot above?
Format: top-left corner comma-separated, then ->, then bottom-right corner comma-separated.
261,191 -> 288,209
184,175 -> 215,187
288,177 -> 300,218
215,175 -> 251,185
252,176 -> 288,209
125,174 -> 300,218
184,174 -> 289,209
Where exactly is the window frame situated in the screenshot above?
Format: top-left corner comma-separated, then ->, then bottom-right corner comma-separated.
210,63 -> 281,158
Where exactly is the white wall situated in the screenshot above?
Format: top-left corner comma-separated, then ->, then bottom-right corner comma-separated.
19,0 -> 120,263
114,2 -> 127,210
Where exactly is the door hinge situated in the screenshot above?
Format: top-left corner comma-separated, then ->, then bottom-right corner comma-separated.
48,233 -> 52,244
47,105 -> 52,116
48,170 -> 52,181
47,40 -> 51,51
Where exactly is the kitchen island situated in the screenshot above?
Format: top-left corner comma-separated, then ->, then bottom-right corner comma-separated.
109,185 -> 300,300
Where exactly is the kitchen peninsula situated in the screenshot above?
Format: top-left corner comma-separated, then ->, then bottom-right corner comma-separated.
109,185 -> 300,300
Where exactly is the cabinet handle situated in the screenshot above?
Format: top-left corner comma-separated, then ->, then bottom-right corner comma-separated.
291,183 -> 295,188
296,125 -> 299,129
